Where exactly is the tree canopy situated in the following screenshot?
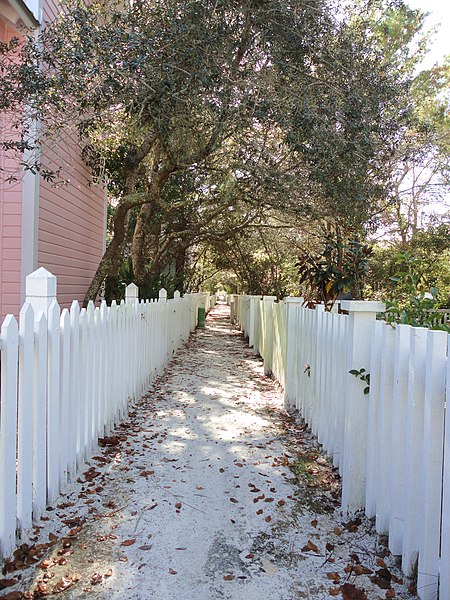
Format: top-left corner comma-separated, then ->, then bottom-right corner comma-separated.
0,0 -> 429,301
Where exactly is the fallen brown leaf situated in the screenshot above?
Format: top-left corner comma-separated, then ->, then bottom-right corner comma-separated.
341,583 -> 368,600
2,592 -> 23,600
121,539 -> 136,547
223,575 -> 235,581
53,577 -> 73,593
329,587 -> 340,597
354,565 -> 373,576
302,540 -> 319,553
90,573 -> 102,585
0,579 -> 19,590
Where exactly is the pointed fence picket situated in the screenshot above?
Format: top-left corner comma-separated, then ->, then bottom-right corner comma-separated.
236,294 -> 449,600
0,268 -> 203,557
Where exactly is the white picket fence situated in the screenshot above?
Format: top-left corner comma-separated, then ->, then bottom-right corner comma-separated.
237,294 -> 450,600
0,268 -> 212,557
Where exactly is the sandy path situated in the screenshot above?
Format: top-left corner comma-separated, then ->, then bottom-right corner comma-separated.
2,303 -> 417,600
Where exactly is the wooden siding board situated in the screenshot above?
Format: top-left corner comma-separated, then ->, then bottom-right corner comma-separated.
0,18 -> 23,319
37,0 -> 106,309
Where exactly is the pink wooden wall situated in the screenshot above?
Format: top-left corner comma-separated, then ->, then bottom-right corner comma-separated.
0,0 -> 107,320
0,19 -> 23,319
38,155 -> 106,309
37,0 -> 107,310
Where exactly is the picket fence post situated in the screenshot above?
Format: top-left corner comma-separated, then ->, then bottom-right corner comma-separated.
417,329 -> 447,600
341,300 -> 385,513
17,303 -> 34,536
26,269 -> 57,517
0,316 -> 19,557
284,297 -> 302,408
262,296 -> 276,375
440,335 -> 450,599
126,283 -> 139,304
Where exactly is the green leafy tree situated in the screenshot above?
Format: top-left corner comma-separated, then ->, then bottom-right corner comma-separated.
382,250 -> 450,331
0,0 -> 411,301
296,221 -> 372,309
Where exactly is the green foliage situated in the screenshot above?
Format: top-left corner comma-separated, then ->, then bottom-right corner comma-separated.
297,221 -> 372,309
349,368 -> 370,395
366,222 -> 450,309
0,0 -> 421,298
383,250 -> 450,331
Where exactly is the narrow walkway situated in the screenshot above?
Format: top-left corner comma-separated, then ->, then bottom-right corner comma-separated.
4,304 -> 415,599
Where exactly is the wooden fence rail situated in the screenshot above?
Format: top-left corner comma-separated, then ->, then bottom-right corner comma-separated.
0,268 -> 211,557
236,294 -> 449,600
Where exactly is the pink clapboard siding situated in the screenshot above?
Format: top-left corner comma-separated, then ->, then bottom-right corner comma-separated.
38,141 -> 106,309
0,18 -> 23,320
0,0 -> 106,320
35,0 -> 107,310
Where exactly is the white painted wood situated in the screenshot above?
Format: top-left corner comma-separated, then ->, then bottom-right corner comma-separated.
78,308 -> 87,467
375,323 -> 395,534
341,302 -> 382,514
365,319 -> 383,518
25,268 -> 57,315
262,296 -> 276,375
334,314 -> 348,473
440,335 -> 450,600
33,312 -> 47,519
85,302 -> 95,454
402,327 -> 428,577
68,301 -> 80,476
17,303 -> 34,536
92,307 -> 101,441
417,329 -> 447,600
125,283 -> 139,304
310,305 -> 324,435
59,308 -> 70,488
0,316 -> 19,557
388,324 -> 411,555
98,301 -> 108,437
47,299 -> 61,503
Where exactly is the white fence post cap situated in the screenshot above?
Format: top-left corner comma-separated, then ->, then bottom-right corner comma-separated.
174,290 -> 181,299
159,288 -> 167,303
263,295 -> 277,301
341,300 -> 386,313
285,297 -> 303,304
26,267 -> 57,298
125,283 -> 139,303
